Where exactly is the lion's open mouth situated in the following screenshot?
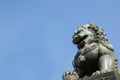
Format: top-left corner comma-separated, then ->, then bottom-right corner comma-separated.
76,35 -> 88,48
79,35 -> 88,43
73,35 -> 88,44
77,35 -> 88,45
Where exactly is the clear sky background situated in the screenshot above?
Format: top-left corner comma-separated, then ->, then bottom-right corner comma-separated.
0,0 -> 120,80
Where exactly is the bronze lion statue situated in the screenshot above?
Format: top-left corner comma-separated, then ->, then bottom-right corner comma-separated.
63,24 -> 118,80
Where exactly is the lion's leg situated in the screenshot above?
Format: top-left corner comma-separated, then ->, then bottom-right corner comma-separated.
98,54 -> 114,72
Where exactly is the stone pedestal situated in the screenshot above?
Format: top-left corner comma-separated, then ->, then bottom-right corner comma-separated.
80,70 -> 120,80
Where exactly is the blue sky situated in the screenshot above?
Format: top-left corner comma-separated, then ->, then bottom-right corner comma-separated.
0,0 -> 120,80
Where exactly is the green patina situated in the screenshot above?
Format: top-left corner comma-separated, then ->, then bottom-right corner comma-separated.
63,24 -> 118,80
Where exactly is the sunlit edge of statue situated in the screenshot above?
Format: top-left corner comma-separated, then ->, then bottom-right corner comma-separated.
62,23 -> 118,80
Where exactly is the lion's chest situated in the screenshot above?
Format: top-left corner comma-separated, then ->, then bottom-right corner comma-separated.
79,43 -> 99,60
84,47 -> 99,62
74,43 -> 99,68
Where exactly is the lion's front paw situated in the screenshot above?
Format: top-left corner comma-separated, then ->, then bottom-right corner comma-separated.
62,70 -> 79,80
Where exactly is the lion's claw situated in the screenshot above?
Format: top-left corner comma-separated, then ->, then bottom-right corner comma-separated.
63,70 -> 79,80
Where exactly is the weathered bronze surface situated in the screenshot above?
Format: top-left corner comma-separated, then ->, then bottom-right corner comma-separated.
62,24 -> 119,80
80,70 -> 120,80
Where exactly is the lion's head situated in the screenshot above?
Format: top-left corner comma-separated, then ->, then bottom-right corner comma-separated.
72,24 -> 108,48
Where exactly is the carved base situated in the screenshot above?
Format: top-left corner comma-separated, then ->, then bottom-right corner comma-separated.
80,70 -> 120,80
